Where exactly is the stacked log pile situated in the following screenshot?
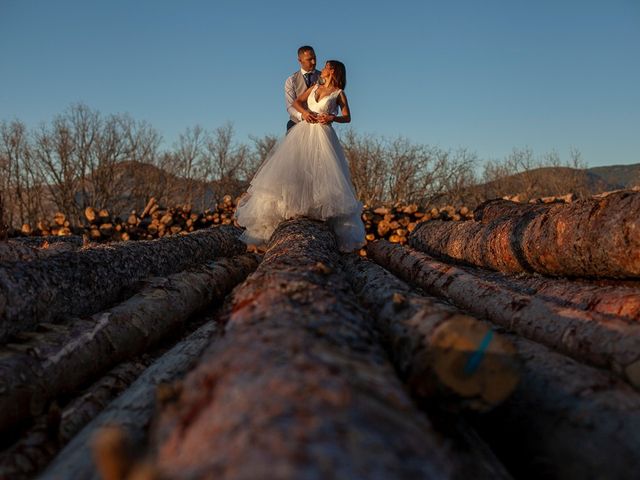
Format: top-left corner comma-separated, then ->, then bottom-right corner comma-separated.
1,190 -> 639,479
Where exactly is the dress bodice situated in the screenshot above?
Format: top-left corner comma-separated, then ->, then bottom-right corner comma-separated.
307,85 -> 341,115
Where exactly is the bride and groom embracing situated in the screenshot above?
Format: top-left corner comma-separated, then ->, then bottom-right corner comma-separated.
235,45 -> 366,253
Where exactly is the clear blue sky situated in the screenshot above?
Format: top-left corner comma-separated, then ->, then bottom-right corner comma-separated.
1,0 -> 639,167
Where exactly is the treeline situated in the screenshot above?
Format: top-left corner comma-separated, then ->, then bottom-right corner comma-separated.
1,103 -> 590,231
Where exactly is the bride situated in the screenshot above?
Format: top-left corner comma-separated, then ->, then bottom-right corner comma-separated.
235,60 -> 365,252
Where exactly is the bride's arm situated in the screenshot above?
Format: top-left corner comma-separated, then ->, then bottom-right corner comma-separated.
322,91 -> 351,124
293,88 -> 317,123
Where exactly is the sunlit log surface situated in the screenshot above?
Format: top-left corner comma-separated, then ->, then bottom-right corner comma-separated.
341,254 -> 519,412
459,266 -> 640,322
39,318 -> 223,480
0,225 -> 245,342
0,254 -> 259,433
473,330 -> 640,480
149,218 -> 456,480
410,191 -> 640,278
367,241 -> 640,389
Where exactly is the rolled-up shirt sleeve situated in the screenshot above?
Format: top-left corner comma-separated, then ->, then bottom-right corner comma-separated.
285,76 -> 303,122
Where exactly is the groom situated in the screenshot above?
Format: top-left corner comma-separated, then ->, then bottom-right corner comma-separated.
285,45 -> 320,131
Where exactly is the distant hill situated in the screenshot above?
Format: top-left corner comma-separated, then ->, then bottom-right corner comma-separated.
587,163 -> 640,189
446,163 -> 640,208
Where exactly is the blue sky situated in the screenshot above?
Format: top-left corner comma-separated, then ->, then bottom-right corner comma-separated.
1,0 -> 639,167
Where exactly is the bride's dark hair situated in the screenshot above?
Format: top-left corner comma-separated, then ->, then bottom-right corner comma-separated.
327,60 -> 346,89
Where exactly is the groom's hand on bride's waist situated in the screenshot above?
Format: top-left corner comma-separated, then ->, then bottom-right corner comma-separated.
302,111 -> 318,123
317,113 -> 335,125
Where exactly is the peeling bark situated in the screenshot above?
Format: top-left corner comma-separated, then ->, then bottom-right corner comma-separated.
0,254 -> 259,433
367,241 -> 640,390
0,226 -> 245,342
410,191 -> 640,278
39,318 -> 222,480
149,219 -> 455,480
341,254 -> 519,412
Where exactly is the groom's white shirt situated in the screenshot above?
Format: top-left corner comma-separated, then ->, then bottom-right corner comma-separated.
285,68 -> 318,123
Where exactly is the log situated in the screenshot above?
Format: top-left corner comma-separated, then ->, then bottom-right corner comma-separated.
473,329 -> 640,480
367,241 -> 640,389
411,191 -> 640,278
39,317 -> 222,480
9,236 -> 84,249
0,254 -> 259,433
149,218 -> 456,479
0,225 -> 245,342
473,198 -> 551,222
341,255 -> 519,411
463,267 -> 640,322
0,358 -> 150,479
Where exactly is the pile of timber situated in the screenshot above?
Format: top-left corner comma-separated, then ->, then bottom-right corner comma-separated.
16,195 -> 239,241
14,196 -> 476,248
361,203 -> 474,248
0,211 -> 640,479
2,191 -> 639,478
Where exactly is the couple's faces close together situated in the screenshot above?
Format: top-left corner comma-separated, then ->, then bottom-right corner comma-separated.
298,50 -> 335,86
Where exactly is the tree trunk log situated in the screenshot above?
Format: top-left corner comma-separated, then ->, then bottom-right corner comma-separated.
367,241 -> 640,389
472,329 -> 640,480
462,267 -> 640,322
473,198 -> 552,222
9,235 -> 84,249
39,318 -> 222,480
0,358 -> 151,479
340,254 -> 519,412
0,254 -> 259,434
149,218 -> 456,480
410,191 -> 640,278
0,239 -> 79,262
0,225 -> 245,342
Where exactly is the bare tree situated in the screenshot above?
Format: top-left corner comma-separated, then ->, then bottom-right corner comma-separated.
341,130 -> 387,205
247,134 -> 278,180
203,123 -> 249,202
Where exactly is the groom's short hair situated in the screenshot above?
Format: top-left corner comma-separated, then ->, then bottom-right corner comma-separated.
298,45 -> 315,57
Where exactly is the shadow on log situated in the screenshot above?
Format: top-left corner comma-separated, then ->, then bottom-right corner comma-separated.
0,254 -> 259,434
411,191 -> 640,278
39,317 -> 223,480
147,218 -> 456,479
367,241 -> 640,390
472,329 -> 640,480
0,226 -> 245,343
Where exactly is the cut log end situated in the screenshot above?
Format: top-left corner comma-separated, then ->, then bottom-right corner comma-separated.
418,316 -> 520,411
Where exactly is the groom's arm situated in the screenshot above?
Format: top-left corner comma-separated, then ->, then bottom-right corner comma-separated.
284,76 -> 303,122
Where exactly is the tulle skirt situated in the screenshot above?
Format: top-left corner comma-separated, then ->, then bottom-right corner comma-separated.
235,121 -> 365,252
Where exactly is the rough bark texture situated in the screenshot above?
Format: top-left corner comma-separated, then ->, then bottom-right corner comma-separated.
9,235 -> 84,249
0,240 -> 78,262
0,226 -> 245,342
341,254 -> 519,412
410,191 -> 640,278
473,199 -> 552,223
464,267 -> 640,322
149,218 -> 455,480
0,358 -> 150,479
367,241 -> 640,389
39,318 -> 222,480
0,254 -> 259,433
473,330 -> 640,480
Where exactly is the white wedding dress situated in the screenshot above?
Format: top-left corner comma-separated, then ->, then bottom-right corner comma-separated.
235,85 -> 365,252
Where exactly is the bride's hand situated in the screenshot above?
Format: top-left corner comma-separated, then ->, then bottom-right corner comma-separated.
302,110 -> 318,123
317,113 -> 335,125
